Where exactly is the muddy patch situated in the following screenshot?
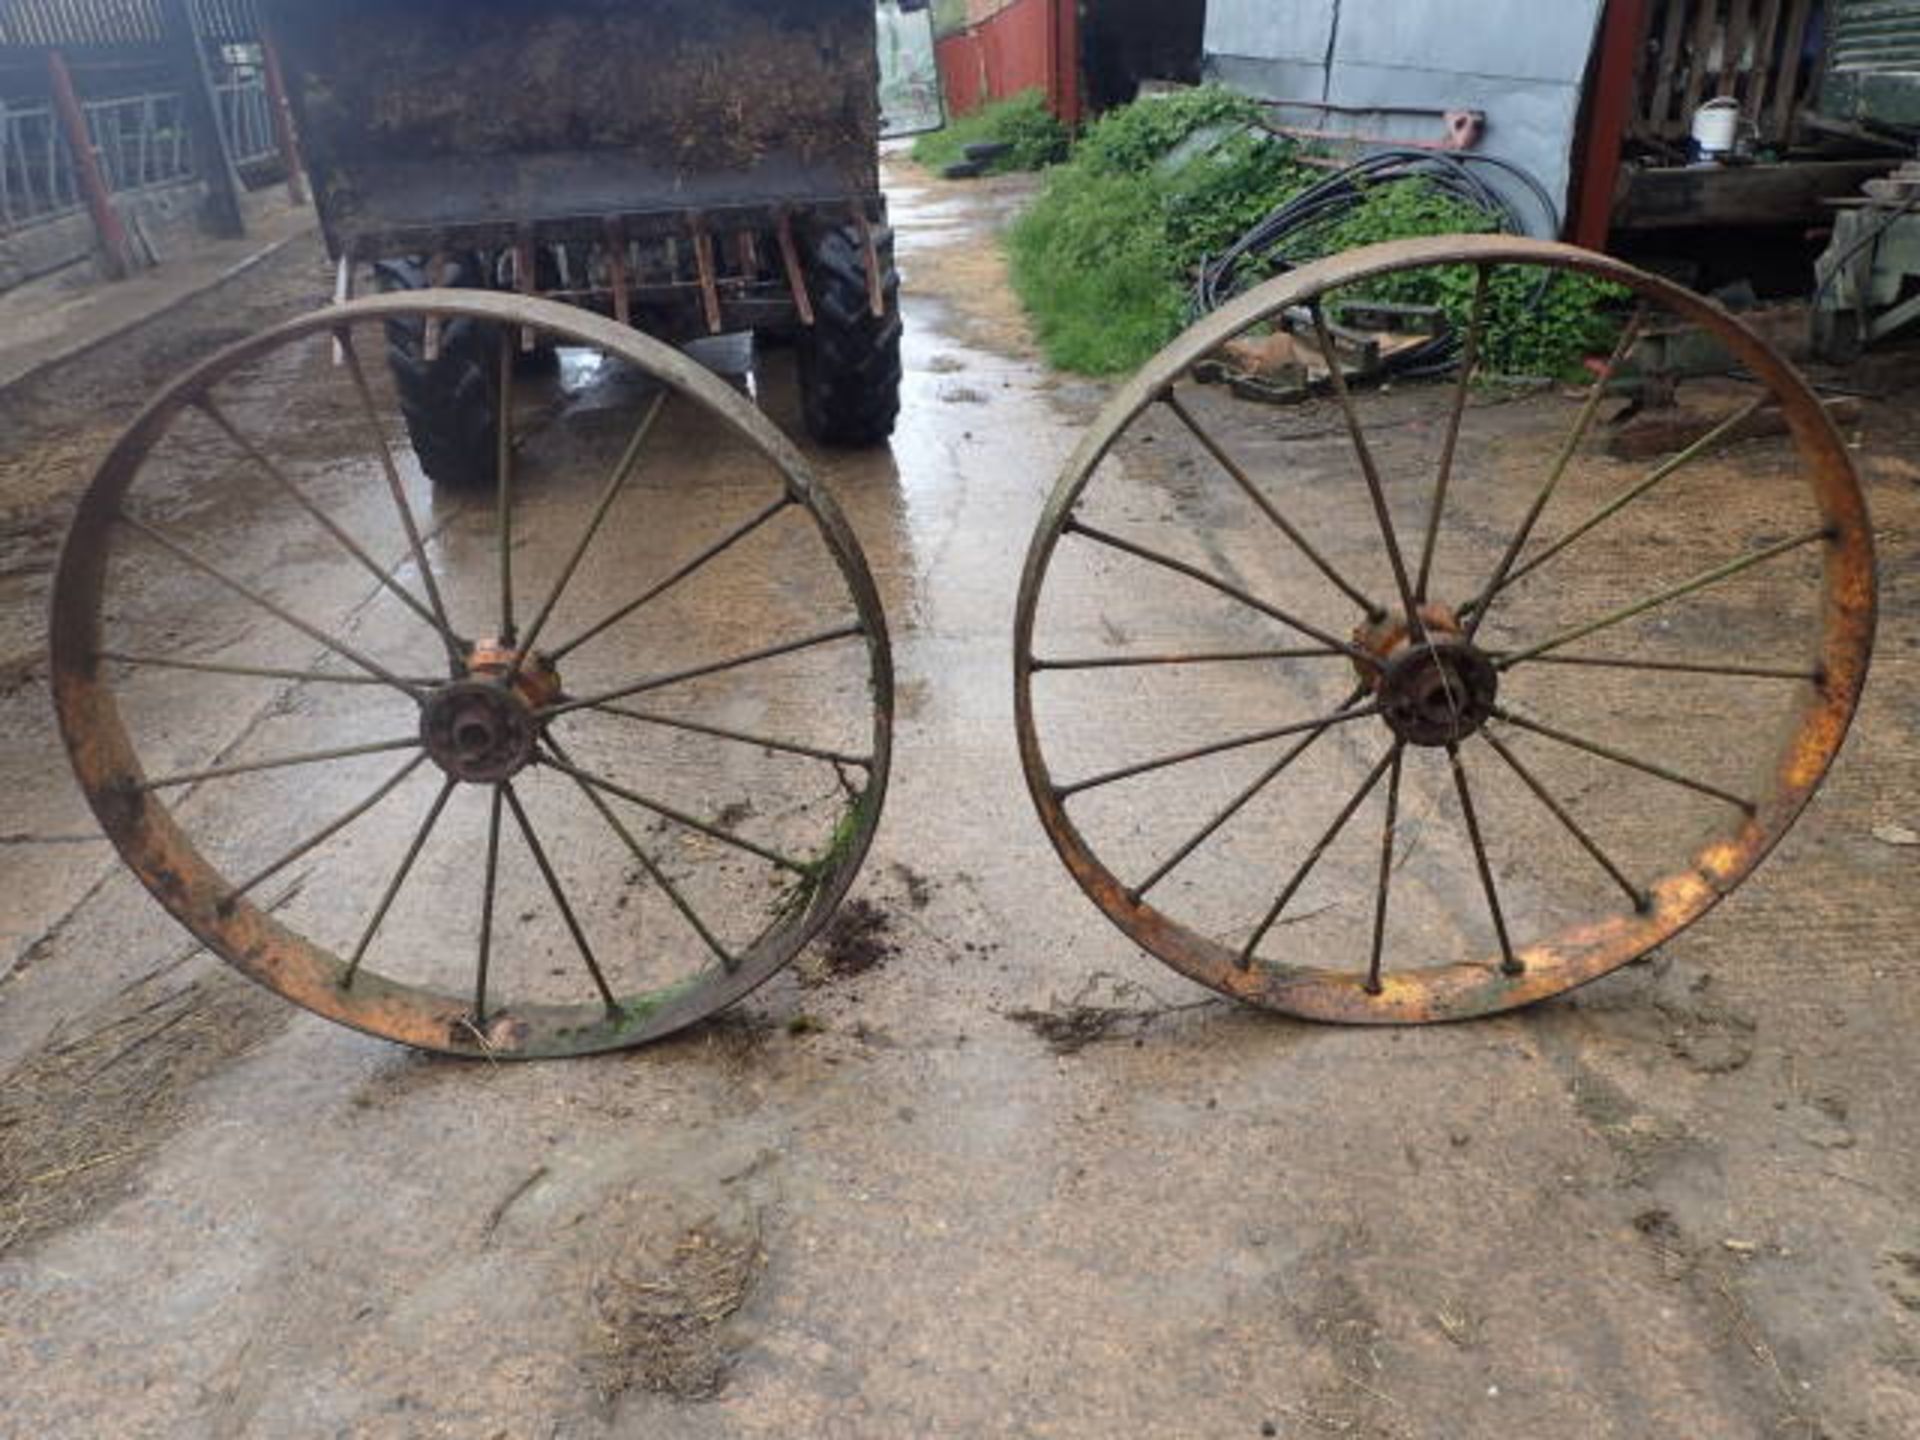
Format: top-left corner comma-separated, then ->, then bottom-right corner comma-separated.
1005,971 -> 1218,1055
1629,1205 -> 1822,1433
1654,974 -> 1759,1076
889,162 -> 1038,356
590,1207 -> 766,1403
1879,1249 -> 1920,1313
796,897 -> 895,986
0,509 -> 61,582
1569,1059 -> 1695,1185
0,967 -> 288,1254
888,861 -> 933,910
681,1009 -> 783,1065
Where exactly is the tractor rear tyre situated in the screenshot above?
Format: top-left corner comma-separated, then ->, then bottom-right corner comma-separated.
373,255 -> 500,491
797,221 -> 902,447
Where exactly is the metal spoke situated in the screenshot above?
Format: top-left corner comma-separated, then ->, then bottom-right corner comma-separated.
1414,263 -> 1491,603
537,752 -> 810,873
1058,701 -> 1380,800
139,735 -> 419,791
1494,651 -> 1820,683
1491,705 -> 1754,812
334,330 -> 462,669
1464,310 -> 1646,641
1446,742 -> 1520,974
194,397 -> 454,643
501,780 -> 619,1013
546,735 -> 736,971
1134,685 -> 1370,899
511,392 -> 667,673
1312,305 -> 1422,625
1495,525 -> 1831,668
1062,517 -> 1383,668
221,751 -> 428,906
1031,645 -> 1345,671
1239,743 -> 1399,968
1478,394 -> 1770,603
1478,729 -> 1647,910
496,328 -> 516,643
96,651 -> 439,688
584,702 -> 871,769
1365,745 -> 1405,994
474,784 -> 505,1024
1160,389 -> 1383,617
541,623 -> 864,719
548,492 -> 794,662
343,775 -> 456,985
116,514 -> 428,699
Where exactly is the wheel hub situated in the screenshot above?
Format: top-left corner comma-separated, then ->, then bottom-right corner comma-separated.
421,679 -> 538,782
420,639 -> 564,783
1377,639 -> 1498,747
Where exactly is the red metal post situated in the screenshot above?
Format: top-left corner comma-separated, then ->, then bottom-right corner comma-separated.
46,50 -> 133,280
1570,0 -> 1650,251
260,36 -> 308,206
1043,0 -> 1058,119
1053,0 -> 1082,129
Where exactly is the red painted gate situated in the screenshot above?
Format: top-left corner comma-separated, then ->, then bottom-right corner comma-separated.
935,0 -> 1081,125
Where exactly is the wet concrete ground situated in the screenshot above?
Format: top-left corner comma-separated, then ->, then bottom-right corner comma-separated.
2,165 -> 1919,1437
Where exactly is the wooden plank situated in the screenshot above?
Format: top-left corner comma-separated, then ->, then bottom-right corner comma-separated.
1648,0 -> 1693,138
1770,0 -> 1814,144
1747,0 -> 1785,128
1680,0 -> 1721,123
1615,159 -> 1896,232
1720,0 -> 1751,100
1623,0 -> 1660,139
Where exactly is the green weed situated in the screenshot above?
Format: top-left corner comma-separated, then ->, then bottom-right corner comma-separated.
1010,87 -> 1304,374
1005,88 -> 1624,380
1310,182 -> 1627,379
911,89 -> 1069,175
1072,85 -> 1268,176
1008,166 -> 1184,374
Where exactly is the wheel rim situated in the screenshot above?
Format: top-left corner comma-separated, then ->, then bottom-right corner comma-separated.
1013,235 -> 1874,1023
53,290 -> 892,1057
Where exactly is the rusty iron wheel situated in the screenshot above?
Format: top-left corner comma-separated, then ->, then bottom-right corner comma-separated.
1013,235 -> 1875,1023
52,290 -> 891,1057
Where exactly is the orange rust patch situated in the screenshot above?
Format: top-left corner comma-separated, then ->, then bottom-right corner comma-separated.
467,637 -> 563,709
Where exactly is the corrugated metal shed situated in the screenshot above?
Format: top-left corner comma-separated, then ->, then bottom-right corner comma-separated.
1203,0 -> 1607,232
1822,0 -> 1920,127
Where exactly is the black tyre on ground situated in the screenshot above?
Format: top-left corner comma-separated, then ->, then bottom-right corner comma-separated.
797,221 -> 903,447
372,255 -> 500,491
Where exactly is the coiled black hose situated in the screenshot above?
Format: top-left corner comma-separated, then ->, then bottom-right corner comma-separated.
1192,144 -> 1560,317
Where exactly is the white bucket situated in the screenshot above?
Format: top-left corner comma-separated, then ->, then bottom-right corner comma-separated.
1691,97 -> 1742,158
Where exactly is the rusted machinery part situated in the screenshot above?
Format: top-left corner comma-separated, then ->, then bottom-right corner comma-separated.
51,290 -> 893,1058
1013,233 -> 1876,1024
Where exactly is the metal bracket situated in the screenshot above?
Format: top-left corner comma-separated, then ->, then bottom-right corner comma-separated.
776,210 -> 815,327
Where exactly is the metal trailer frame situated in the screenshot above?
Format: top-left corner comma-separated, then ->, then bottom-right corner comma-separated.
263,0 -> 892,340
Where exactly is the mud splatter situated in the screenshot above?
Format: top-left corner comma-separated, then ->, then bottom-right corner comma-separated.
590,1212 -> 765,1402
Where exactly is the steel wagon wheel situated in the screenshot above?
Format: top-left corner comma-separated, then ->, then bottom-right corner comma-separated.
52,290 -> 891,1057
1013,235 -> 1874,1023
